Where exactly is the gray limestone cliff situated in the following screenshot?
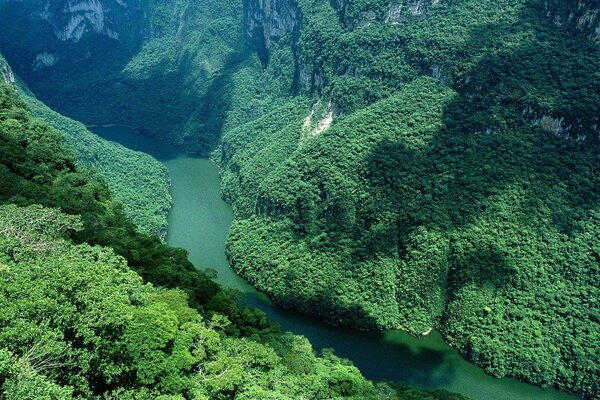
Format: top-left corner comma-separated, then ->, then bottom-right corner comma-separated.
243,0 -> 442,91
245,0 -> 299,50
334,0 -> 441,28
0,59 -> 15,84
0,0 -> 148,73
29,0 -> 147,43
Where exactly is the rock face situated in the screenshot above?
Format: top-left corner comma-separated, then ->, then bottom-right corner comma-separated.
387,0 -> 440,22
245,0 -> 299,49
0,0 -> 148,75
541,0 -> 600,42
246,0 -> 317,90
1,59 -> 15,84
32,52 -> 59,70
244,0 -> 442,90
28,0 -> 146,42
524,106 -> 599,141
0,0 -> 148,53
245,0 -> 598,140
333,0 -> 441,28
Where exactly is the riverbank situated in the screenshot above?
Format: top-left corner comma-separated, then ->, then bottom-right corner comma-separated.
90,125 -> 581,400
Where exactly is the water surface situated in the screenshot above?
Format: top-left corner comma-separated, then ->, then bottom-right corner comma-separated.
91,125 -> 579,400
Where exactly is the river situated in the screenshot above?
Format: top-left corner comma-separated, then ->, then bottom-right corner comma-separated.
91,125 -> 579,400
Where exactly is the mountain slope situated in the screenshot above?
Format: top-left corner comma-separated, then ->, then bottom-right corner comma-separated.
0,0 -> 598,398
0,55 -> 171,237
218,0 -> 600,398
0,0 -> 279,151
0,78 -> 469,400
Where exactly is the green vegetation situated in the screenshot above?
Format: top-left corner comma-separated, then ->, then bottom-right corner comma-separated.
1,0 -> 598,398
0,78 -> 470,399
21,91 -> 172,238
0,55 -> 171,237
217,0 -> 600,398
223,78 -> 599,397
0,0 -> 291,152
0,82 -> 211,304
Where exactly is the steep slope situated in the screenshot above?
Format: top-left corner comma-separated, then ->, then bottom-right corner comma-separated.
0,0 -> 148,125
0,0 -> 289,151
0,79 -> 469,400
1,0 -> 598,398
218,0 -> 600,398
0,55 -> 171,237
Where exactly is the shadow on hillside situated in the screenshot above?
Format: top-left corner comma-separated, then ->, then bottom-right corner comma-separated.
242,0 -> 600,346
246,288 -> 458,388
0,0 -> 260,155
357,0 -> 600,292
179,50 -> 254,153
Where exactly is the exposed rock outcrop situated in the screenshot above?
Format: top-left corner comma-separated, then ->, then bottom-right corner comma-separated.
246,0 -> 325,91
301,99 -> 334,140
386,0 -> 440,24
245,0 -> 299,49
25,0 -> 147,43
0,0 -> 150,97
244,0 -> 442,91
333,0 -> 441,28
32,52 -> 59,70
524,106 -> 599,141
1,61 -> 15,84
541,0 -> 600,42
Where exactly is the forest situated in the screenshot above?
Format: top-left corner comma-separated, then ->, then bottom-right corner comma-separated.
0,55 -> 172,237
0,0 -> 598,398
0,81 -> 472,398
218,0 -> 600,398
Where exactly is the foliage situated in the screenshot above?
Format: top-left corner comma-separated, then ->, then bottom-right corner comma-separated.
0,54 -> 171,237
22,88 -> 172,237
218,1 -> 600,398
1,0 -> 599,398
0,75 -> 470,399
0,95 -> 468,400
0,82 -> 217,307
0,0 -> 292,152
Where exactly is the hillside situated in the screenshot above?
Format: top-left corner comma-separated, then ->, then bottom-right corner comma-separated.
0,0 -> 598,398
0,55 -> 171,237
0,0 -> 266,151
218,0 -> 600,397
0,79 -> 473,399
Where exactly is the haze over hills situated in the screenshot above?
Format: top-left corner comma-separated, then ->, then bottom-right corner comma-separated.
0,55 -> 171,237
0,0 -> 598,399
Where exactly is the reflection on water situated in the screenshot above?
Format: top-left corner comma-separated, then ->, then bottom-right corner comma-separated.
91,125 -> 580,400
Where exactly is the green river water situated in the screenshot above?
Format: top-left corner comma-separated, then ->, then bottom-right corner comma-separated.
91,125 -> 579,400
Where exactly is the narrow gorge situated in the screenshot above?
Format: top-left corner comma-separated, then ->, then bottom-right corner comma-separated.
0,0 -> 598,399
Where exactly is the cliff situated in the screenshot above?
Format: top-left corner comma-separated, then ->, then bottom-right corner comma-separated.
245,0 -> 299,49
0,0 -> 148,78
245,0 -> 598,139
29,0 -> 147,43
334,0 -> 441,28
0,59 -> 14,84
541,0 -> 600,42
